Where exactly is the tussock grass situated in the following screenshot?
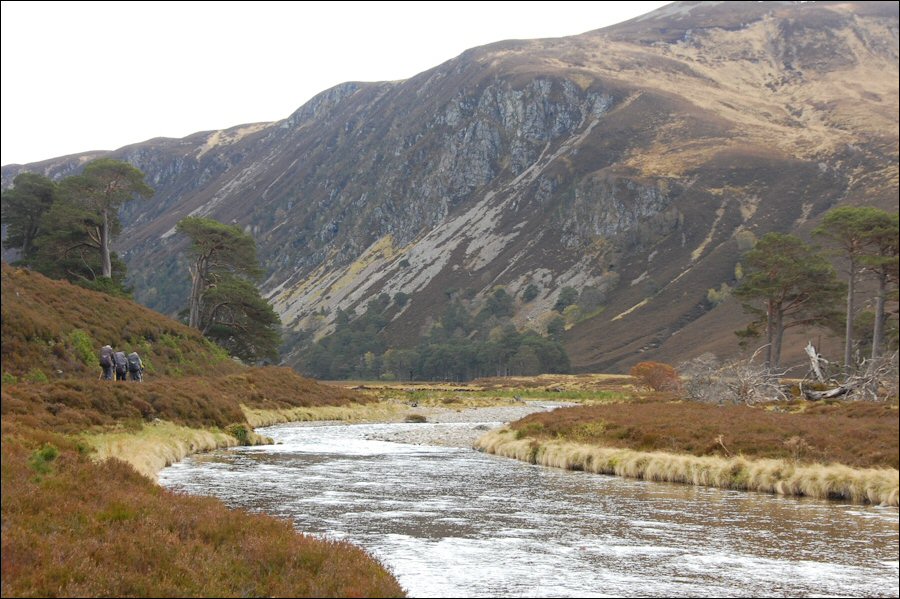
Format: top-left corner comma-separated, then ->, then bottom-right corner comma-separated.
84,421 -> 241,480
476,429 -> 900,506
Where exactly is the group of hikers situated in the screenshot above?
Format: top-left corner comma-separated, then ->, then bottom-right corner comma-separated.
98,345 -> 144,382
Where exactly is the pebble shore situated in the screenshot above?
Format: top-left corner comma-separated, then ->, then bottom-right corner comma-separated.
364,401 -> 572,448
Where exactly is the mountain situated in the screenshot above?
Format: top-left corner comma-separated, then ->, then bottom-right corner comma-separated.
3,1 -> 898,373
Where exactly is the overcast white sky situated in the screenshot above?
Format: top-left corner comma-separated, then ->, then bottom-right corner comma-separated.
1,1 -> 670,166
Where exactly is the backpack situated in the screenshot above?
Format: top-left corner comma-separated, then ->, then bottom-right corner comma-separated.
99,347 -> 114,368
127,352 -> 142,373
114,351 -> 128,374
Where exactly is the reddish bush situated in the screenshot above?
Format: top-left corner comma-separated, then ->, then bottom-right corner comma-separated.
629,361 -> 681,392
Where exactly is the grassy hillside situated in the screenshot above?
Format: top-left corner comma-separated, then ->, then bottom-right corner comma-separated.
1,264 -> 404,597
1,262 -> 238,380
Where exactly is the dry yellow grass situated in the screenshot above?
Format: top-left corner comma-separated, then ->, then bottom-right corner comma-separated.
242,402 -> 406,427
84,421 -> 241,480
84,403 -> 409,480
475,429 -> 899,506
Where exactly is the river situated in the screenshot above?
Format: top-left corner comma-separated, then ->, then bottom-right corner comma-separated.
159,407 -> 899,597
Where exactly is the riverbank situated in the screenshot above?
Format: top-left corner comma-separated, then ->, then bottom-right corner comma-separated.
470,396 -> 899,506
2,371 -> 407,598
86,400 -> 561,478
2,427 -> 405,598
87,387 -> 899,508
474,428 -> 899,506
160,406 -> 900,599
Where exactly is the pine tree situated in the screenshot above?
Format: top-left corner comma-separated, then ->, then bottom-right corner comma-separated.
176,216 -> 281,363
734,233 -> 844,369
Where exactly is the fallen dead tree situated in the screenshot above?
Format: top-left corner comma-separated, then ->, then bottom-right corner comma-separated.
681,344 -> 898,404
680,347 -> 790,405
800,350 -> 898,402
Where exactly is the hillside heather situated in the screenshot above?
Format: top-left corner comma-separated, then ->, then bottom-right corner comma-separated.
1,262 -> 238,379
1,264 -> 403,597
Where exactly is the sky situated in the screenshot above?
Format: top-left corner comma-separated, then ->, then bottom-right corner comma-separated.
1,1 -> 670,166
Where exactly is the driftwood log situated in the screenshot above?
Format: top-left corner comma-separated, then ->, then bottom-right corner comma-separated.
800,381 -> 852,401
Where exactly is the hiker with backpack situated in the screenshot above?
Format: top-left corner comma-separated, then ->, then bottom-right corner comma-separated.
127,351 -> 144,382
99,345 -> 115,380
114,350 -> 128,381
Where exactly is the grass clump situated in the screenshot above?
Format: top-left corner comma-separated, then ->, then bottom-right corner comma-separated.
68,329 -> 95,366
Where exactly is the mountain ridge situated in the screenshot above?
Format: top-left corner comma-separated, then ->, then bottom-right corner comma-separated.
3,0 -> 898,373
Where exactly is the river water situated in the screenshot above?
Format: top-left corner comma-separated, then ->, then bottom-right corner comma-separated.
159,412 -> 899,598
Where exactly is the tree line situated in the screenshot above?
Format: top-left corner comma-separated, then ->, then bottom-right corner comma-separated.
302,289 -> 570,381
735,206 -> 898,370
2,162 -> 280,364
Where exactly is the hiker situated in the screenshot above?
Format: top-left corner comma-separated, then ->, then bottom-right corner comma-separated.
99,345 -> 115,380
127,351 -> 144,382
114,350 -> 128,381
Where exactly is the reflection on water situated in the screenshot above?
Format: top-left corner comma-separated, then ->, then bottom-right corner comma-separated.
160,420 -> 899,598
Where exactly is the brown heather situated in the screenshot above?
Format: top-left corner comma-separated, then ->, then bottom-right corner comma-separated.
1,265 -> 404,597
473,379 -> 898,505
508,400 -> 899,469
1,367 -> 367,434
1,263 -> 238,379
2,430 -> 404,598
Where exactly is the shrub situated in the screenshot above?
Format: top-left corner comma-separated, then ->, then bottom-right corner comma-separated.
546,315 -> 565,339
562,304 -> 581,325
68,329 -> 95,366
393,292 -> 409,307
515,421 -> 545,439
226,423 -> 250,444
706,283 -> 732,307
28,443 -> 59,475
405,413 -> 427,423
25,368 -> 50,383
553,287 -> 578,312
522,284 -> 539,303
629,361 -> 680,392
735,230 -> 757,251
